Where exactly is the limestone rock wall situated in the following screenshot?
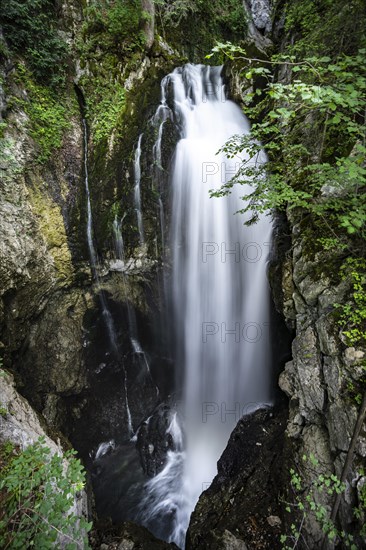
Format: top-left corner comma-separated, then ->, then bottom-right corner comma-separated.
274,215 -> 366,547
0,104 -> 83,349
243,0 -> 273,52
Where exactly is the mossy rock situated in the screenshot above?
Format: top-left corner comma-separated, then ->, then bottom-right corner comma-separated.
86,48 -> 183,259
27,174 -> 75,286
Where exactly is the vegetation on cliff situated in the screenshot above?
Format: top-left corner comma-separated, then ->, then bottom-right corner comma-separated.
0,0 -> 69,88
209,0 -> 366,361
0,438 -> 90,549
154,0 -> 248,57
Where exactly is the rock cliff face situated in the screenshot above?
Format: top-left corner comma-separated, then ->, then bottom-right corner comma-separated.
0,0 -> 179,456
243,0 -> 273,52
275,215 -> 366,547
244,0 -> 272,34
0,63 -> 92,436
0,11 -> 181,549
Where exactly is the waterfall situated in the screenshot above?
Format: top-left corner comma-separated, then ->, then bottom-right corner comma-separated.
139,65 -> 273,548
134,134 -> 145,246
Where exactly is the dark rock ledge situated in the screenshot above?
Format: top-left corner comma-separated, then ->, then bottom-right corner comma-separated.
186,407 -> 288,550
91,521 -> 178,550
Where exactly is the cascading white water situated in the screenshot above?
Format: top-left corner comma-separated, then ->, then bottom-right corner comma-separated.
94,439 -> 116,460
139,65 -> 273,548
134,134 -> 145,246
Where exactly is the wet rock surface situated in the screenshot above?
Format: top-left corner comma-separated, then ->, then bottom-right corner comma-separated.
186,408 -> 288,550
243,0 -> 273,52
274,220 -> 366,546
91,521 -> 178,549
136,400 -> 182,477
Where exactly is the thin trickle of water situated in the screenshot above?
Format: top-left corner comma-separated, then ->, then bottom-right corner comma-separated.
131,337 -> 159,397
82,121 -> 133,433
82,119 -> 98,275
140,65 -> 273,548
112,215 -> 126,262
94,439 -> 116,461
150,79 -> 175,352
158,197 -> 165,252
113,216 -> 135,437
82,120 -> 118,353
124,373 -> 134,437
152,76 -> 173,256
111,213 -> 159,401
134,134 -> 145,246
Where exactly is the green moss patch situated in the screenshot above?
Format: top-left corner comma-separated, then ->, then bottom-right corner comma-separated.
28,178 -> 75,285
13,65 -> 71,164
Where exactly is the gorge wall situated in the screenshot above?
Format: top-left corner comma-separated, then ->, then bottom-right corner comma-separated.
0,0 -> 188,442
0,0 -> 365,549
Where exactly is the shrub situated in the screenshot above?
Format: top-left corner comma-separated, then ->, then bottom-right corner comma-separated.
207,44 -> 366,243
14,64 -> 71,163
0,0 -> 69,88
0,438 -> 92,549
281,454 -> 362,549
90,81 -> 126,144
82,0 -> 146,55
